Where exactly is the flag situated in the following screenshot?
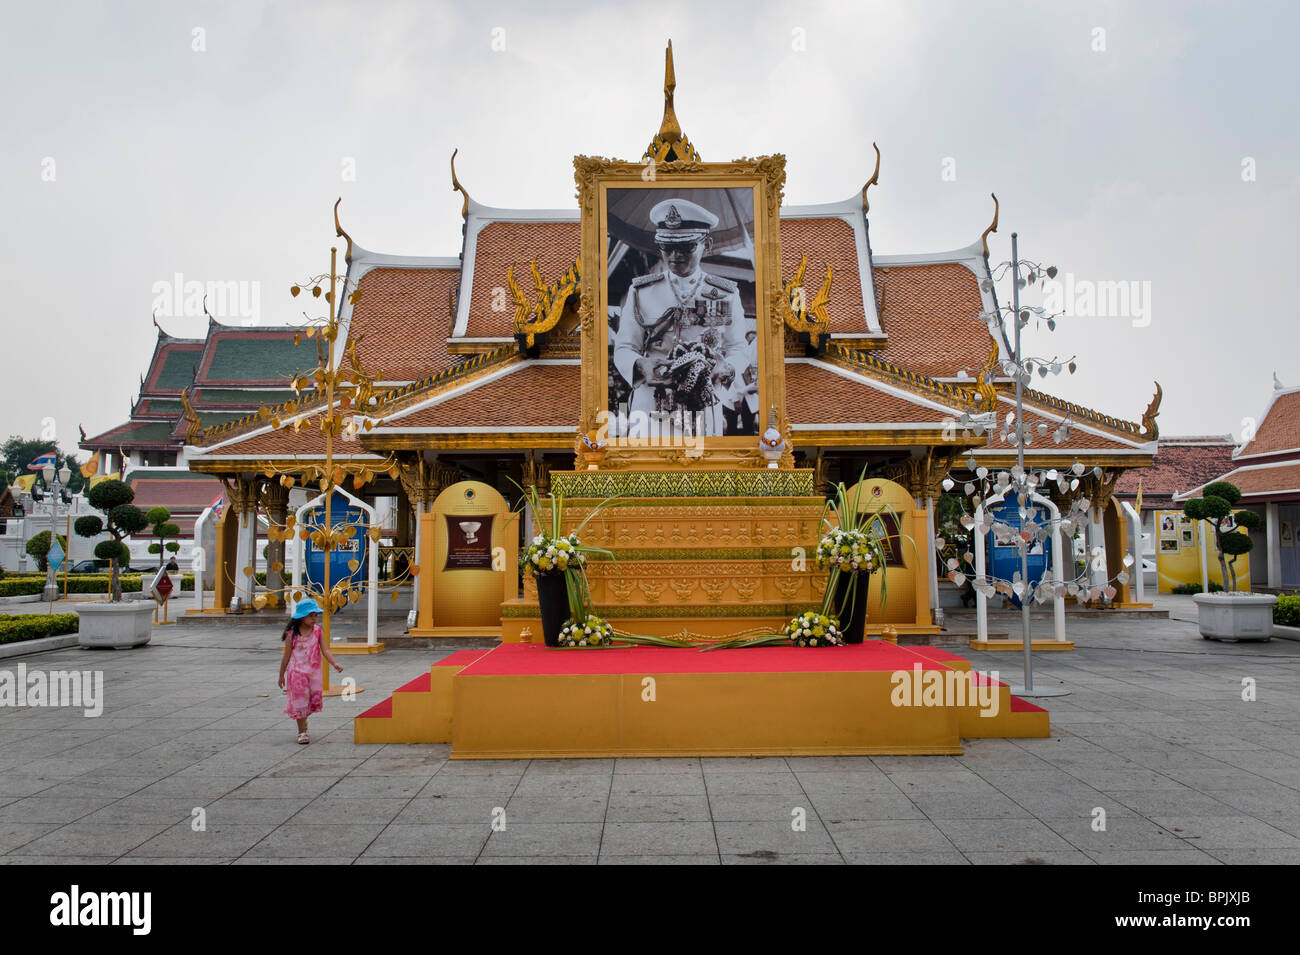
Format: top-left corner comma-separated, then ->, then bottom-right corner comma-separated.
27,452 -> 58,472
47,536 -> 65,573
208,492 -> 225,519
1135,479 -> 1143,514
80,451 -> 100,480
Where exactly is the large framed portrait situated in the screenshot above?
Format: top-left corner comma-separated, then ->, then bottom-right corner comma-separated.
575,157 -> 789,470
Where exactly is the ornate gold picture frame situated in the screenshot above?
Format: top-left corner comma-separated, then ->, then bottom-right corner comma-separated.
575,155 -> 791,470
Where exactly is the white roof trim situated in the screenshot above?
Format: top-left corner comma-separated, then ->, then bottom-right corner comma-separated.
875,238 -> 996,314
332,243 -> 460,369
1173,458 -> 1300,501
780,194 -> 879,334
453,203 -> 580,339
994,394 -> 1151,451
1233,384 -> 1300,459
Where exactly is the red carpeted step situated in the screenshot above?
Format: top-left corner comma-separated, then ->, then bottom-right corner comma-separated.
435,649 -> 490,668
908,646 -> 967,662
358,696 -> 393,719
1010,696 -> 1046,713
395,673 -> 431,694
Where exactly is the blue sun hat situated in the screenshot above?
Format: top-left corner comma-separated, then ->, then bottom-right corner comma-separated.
291,598 -> 323,620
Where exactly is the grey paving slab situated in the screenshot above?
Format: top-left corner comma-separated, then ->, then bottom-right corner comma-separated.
126,823 -> 279,858
242,823 -> 388,858
605,794 -> 713,823
2,613 -> 1299,864
481,822 -> 604,857
597,821 -> 718,856
359,824 -> 491,858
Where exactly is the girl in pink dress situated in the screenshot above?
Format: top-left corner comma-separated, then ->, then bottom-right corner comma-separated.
277,599 -> 343,744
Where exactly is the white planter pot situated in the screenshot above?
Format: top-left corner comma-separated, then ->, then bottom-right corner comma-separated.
75,602 -> 154,649
1191,592 -> 1277,642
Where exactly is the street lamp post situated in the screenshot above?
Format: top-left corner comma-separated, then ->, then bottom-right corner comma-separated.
42,462 -> 72,603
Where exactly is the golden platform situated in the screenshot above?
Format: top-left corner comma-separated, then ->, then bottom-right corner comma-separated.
354,642 -> 1050,757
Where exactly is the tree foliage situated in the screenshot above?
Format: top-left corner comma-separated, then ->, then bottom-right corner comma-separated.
75,478 -> 144,601
1,436 -> 86,494
1182,480 -> 1258,592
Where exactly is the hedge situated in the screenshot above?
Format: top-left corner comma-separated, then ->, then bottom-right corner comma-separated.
0,574 -> 196,598
0,613 -> 80,645
1275,595 -> 1300,627
1171,582 -> 1224,595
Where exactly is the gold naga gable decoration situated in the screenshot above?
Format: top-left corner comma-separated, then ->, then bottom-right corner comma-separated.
510,257 -> 581,349
780,254 -> 833,349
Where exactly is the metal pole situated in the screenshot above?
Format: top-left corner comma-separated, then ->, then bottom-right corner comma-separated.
1011,233 -> 1033,690
44,473 -> 58,606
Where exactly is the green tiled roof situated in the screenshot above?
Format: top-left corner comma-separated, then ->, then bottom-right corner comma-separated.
205,337 -> 313,383
137,399 -> 183,415
86,421 -> 176,446
195,388 -> 297,406
156,349 -> 202,391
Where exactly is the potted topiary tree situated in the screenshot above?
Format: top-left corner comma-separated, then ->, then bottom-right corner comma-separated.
1183,480 -> 1273,641
145,506 -> 182,589
73,479 -> 153,648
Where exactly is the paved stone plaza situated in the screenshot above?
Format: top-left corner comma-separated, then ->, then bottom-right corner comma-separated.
2,598 -> 1299,865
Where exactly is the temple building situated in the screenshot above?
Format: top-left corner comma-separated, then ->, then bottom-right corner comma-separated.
1172,378 -> 1300,591
83,43 -> 1161,626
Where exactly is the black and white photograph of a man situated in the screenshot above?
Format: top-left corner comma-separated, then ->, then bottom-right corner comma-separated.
606,187 -> 759,439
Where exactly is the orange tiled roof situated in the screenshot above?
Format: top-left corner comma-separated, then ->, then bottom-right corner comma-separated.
384,364 -> 579,429
780,218 -> 867,334
873,263 -> 991,377
982,395 -> 1140,453
346,267 -> 463,381
787,362 -> 960,425
1196,463 -> 1300,498
1115,440 -> 1236,502
464,222 -> 580,338
200,415 -> 379,458
1237,391 -> 1300,458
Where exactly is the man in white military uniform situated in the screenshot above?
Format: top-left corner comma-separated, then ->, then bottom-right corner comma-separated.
612,198 -> 750,438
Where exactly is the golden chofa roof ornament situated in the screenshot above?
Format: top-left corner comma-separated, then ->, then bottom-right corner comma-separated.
643,40 -> 701,164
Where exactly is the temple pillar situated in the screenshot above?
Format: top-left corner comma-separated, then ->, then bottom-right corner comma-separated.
395,455 -> 462,627
262,480 -> 289,609
226,477 -> 260,611
1266,502 -> 1281,589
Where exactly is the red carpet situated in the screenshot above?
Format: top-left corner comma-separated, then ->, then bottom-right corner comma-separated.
435,650 -> 490,668
457,641 -> 956,677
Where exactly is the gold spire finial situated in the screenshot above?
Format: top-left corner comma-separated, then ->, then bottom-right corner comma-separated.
981,192 -> 999,258
644,41 -> 699,163
659,40 -> 681,143
333,197 -> 354,264
1141,381 -> 1162,440
860,142 -> 881,214
450,148 -> 471,220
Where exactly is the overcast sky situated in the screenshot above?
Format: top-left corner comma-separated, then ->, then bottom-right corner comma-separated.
3,0 -> 1296,458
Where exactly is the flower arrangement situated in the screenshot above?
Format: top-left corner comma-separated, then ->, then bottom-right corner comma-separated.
816,526 -> 884,575
557,614 -> 615,647
523,533 -> 586,577
783,611 -> 843,647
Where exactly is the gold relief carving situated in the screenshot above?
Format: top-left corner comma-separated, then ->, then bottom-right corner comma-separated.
670,579 -> 696,601
774,576 -> 801,599
735,578 -> 759,602
701,578 -> 727,602
510,258 -> 580,349
640,580 -> 664,603
653,526 -> 667,546
610,579 -> 635,602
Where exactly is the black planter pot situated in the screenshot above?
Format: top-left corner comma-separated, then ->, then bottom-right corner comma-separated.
536,573 -> 570,647
834,572 -> 870,644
